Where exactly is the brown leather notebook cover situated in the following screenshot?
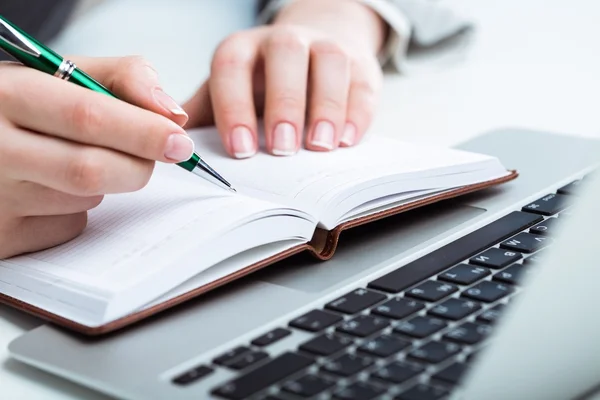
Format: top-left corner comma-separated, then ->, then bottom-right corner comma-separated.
0,171 -> 518,335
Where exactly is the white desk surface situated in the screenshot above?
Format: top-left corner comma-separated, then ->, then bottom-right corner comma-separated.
2,0 -> 600,399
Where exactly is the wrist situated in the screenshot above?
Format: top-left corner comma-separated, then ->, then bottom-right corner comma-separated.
272,0 -> 388,56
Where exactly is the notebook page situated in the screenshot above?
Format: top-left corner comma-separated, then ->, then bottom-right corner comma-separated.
0,163 -> 289,293
187,128 -> 502,214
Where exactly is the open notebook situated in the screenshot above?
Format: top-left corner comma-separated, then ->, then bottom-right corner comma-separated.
0,129 -> 516,334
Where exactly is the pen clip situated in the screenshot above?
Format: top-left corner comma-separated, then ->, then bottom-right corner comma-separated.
0,18 -> 41,57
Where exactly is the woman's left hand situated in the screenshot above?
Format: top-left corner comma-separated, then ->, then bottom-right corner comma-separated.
183,0 -> 387,158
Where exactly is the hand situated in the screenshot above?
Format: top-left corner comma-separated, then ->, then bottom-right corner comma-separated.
184,0 -> 386,158
0,56 -> 192,258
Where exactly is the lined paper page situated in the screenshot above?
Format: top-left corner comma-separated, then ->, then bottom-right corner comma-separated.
1,163 -> 281,289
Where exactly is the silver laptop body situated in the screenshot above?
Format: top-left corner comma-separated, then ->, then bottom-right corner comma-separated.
8,128 -> 600,400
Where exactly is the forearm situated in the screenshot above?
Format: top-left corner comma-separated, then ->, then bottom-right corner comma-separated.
271,0 -> 388,56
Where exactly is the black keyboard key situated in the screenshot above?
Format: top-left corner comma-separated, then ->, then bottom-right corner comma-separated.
525,249 -> 546,264
407,341 -> 461,364
493,264 -> 526,285
500,232 -> 550,253
251,328 -> 291,347
371,297 -> 425,319
263,396 -> 284,400
558,180 -> 584,195
334,382 -> 385,400
213,346 -> 250,366
466,349 -> 482,363
438,264 -> 490,285
299,333 -> 352,356
433,362 -> 469,385
463,281 -> 513,303
212,352 -> 314,400
172,365 -> 214,385
405,281 -> 458,302
477,304 -> 505,324
444,322 -> 492,345
522,193 -> 570,216
372,361 -> 424,384
428,298 -> 481,320
394,316 -> 447,338
289,310 -> 343,332
396,384 -> 448,400
529,218 -> 559,236
326,288 -> 387,314
337,315 -> 389,337
322,353 -> 373,377
282,374 -> 334,398
358,334 -> 410,357
227,351 -> 269,370
470,248 -> 522,268
368,211 -> 543,294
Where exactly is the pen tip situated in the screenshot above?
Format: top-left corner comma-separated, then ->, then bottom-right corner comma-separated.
229,187 -> 237,193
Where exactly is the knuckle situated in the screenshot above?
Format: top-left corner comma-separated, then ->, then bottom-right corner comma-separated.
268,29 -> 307,53
68,100 -> 104,139
66,150 -> 107,196
311,40 -> 348,59
351,78 -> 375,96
218,102 -> 254,122
112,56 -> 158,94
119,56 -> 158,79
118,55 -> 155,75
316,96 -> 346,113
212,34 -> 253,71
272,93 -> 304,113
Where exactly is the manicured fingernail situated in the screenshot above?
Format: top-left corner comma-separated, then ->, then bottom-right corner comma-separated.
230,126 -> 256,159
165,133 -> 195,161
153,88 -> 189,119
272,122 -> 297,156
311,121 -> 335,150
340,123 -> 356,147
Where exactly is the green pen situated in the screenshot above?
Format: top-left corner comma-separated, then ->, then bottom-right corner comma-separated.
0,15 -> 235,192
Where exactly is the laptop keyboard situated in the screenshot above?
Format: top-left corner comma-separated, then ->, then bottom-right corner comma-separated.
170,177 -> 587,400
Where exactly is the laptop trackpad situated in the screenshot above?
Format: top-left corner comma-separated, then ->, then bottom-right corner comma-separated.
255,202 -> 486,293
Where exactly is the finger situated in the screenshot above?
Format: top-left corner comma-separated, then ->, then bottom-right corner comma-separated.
305,41 -> 351,152
209,31 -> 261,159
8,181 -> 103,217
262,29 -> 310,156
341,61 -> 381,147
0,128 -> 154,197
182,80 -> 215,128
7,213 -> 88,257
0,66 -> 194,164
71,56 -> 189,126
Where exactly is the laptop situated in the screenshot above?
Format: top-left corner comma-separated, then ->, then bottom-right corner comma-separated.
8,127 -> 600,400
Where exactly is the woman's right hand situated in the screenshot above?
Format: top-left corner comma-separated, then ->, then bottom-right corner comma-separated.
0,56 -> 193,259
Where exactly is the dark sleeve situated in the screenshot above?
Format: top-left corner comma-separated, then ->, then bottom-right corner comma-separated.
257,0 -> 270,14
0,0 -> 77,60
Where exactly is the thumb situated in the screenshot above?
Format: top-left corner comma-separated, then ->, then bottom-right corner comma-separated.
69,55 -> 189,127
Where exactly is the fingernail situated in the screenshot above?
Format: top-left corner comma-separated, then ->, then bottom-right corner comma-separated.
165,133 -> 195,162
311,121 -> 335,150
153,88 -> 189,119
272,122 -> 297,156
340,123 -> 356,147
230,126 -> 256,159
